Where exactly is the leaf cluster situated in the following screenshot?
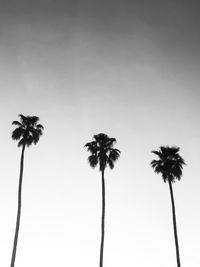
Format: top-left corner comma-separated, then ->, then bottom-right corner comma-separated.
12,114 -> 44,147
85,133 -> 120,171
151,146 -> 185,183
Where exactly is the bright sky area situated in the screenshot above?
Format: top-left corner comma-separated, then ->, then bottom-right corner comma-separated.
0,0 -> 200,266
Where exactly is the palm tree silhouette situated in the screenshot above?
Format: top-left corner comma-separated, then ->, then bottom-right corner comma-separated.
85,133 -> 120,267
11,114 -> 44,267
151,146 -> 185,267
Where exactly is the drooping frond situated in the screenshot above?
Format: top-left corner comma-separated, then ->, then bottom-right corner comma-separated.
107,157 -> 114,169
12,114 -> 44,147
151,146 -> 185,183
12,121 -> 23,127
108,149 -> 120,161
85,133 -> 120,171
88,155 -> 98,168
37,124 -> 44,130
85,141 -> 97,154
11,128 -> 25,141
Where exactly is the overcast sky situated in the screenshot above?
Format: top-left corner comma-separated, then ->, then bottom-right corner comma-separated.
0,0 -> 200,266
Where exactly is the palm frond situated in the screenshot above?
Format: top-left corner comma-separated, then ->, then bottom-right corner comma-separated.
88,155 -> 98,168
29,116 -> 39,125
11,128 -> 24,140
109,149 -> 121,161
37,124 -> 44,130
106,137 -> 116,148
151,150 -> 163,159
25,135 -> 34,147
107,157 -> 114,169
18,114 -> 28,126
12,121 -> 22,127
85,141 -> 97,154
35,128 -> 43,136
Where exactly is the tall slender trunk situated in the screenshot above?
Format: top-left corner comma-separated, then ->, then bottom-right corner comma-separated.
10,144 -> 26,267
168,181 -> 181,267
99,169 -> 105,267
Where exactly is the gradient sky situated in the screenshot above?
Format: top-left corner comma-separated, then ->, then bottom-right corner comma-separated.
0,0 -> 200,266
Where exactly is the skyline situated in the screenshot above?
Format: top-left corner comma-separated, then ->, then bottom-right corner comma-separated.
0,0 -> 200,266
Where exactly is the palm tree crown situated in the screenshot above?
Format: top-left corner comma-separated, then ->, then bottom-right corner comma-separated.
85,133 -> 120,171
151,146 -> 185,183
12,114 -> 44,147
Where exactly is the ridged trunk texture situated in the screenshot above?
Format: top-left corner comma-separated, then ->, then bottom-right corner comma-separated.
99,169 -> 105,267
168,181 -> 181,267
10,144 -> 25,267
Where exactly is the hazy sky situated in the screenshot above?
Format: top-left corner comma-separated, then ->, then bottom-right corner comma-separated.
0,0 -> 200,266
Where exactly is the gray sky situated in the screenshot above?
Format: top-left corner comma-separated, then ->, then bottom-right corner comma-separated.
0,0 -> 200,266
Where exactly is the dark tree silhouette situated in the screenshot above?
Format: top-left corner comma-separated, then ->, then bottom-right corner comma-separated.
85,133 -> 120,267
151,146 -> 185,267
11,114 -> 44,267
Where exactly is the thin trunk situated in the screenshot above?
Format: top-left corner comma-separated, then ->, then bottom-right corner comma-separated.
99,169 -> 105,267
10,144 -> 26,267
168,181 -> 181,267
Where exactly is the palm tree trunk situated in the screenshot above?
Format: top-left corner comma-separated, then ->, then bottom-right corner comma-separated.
99,169 -> 105,267
168,181 -> 181,267
10,144 -> 26,267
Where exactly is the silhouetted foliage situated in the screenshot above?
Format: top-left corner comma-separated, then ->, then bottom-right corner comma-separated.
85,133 -> 120,171
12,114 -> 44,147
151,146 -> 185,267
151,146 -> 185,183
10,114 -> 44,267
85,133 -> 120,267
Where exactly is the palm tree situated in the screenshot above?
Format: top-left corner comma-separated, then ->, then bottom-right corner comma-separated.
85,133 -> 120,267
151,146 -> 185,267
11,114 -> 44,267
